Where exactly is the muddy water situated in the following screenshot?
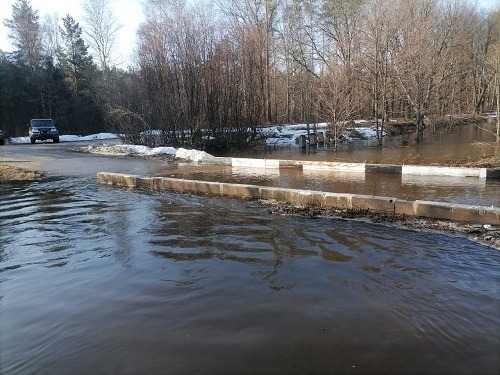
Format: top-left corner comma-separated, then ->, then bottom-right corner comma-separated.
1,177 -> 498,374
225,121 -> 500,164
161,164 -> 500,207
160,122 -> 500,207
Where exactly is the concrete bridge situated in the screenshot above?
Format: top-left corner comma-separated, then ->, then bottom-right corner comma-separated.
97,158 -> 500,225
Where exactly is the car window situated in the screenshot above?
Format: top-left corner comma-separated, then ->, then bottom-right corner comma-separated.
31,120 -> 55,127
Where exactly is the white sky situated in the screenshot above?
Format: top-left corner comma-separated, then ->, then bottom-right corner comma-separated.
0,0 -> 145,67
0,0 -> 498,68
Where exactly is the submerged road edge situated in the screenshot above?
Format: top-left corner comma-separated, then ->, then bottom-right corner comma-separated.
97,172 -> 500,225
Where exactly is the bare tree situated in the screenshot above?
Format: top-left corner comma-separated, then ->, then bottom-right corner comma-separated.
359,0 -> 397,144
494,46 -> 500,142
81,0 -> 121,70
319,68 -> 358,150
103,0 -> 500,150
391,0 -> 465,142
41,13 -> 61,61
40,13 -> 63,118
219,0 -> 281,124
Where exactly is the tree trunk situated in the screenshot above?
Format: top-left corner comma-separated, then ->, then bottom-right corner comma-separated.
416,111 -> 425,143
496,71 -> 499,143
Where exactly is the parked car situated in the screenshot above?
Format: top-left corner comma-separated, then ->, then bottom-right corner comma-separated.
0,129 -> 4,145
28,119 -> 60,144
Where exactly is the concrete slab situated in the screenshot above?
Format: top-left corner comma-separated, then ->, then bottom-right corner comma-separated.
97,173 -> 500,225
200,157 -> 499,179
366,164 -> 402,174
402,165 -> 481,177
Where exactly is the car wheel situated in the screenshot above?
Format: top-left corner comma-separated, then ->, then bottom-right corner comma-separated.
30,138 -> 36,144
0,139 -> 4,145
53,137 -> 60,143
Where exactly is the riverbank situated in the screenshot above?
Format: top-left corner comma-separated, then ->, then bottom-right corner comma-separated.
429,154 -> 499,168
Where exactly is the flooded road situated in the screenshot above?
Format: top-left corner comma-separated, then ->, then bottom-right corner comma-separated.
161,164 -> 500,207
2,125 -> 499,207
1,177 -> 499,374
226,120 -> 500,164
160,122 -> 500,206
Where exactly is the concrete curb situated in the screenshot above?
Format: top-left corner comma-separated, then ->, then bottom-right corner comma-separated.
202,157 -> 499,179
97,172 -> 500,225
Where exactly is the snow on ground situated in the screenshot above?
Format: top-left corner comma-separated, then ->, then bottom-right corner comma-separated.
7,133 -> 214,162
80,143 -> 213,162
10,133 -> 119,144
6,121 -> 385,161
260,122 -> 384,147
260,123 -> 325,147
102,145 -> 212,162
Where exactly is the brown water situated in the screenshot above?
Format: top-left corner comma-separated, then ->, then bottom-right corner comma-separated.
1,177 -> 499,374
225,121 -> 500,164
160,122 -> 500,207
161,164 -> 500,207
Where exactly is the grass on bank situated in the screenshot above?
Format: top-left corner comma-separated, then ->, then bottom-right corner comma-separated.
0,164 -> 43,181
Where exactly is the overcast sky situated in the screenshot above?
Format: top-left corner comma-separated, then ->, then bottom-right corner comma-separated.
0,0 -> 499,67
0,0 -> 144,67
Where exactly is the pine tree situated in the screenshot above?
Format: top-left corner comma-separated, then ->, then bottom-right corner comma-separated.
59,15 -> 95,95
3,0 -> 42,72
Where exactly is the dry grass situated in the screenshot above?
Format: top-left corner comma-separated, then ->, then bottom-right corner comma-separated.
430,155 -> 500,168
0,163 -> 43,181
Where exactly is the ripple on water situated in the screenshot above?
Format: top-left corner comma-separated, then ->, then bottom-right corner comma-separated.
0,178 -> 498,374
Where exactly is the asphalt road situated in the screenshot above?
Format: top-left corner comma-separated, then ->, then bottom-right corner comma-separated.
0,139 -> 170,178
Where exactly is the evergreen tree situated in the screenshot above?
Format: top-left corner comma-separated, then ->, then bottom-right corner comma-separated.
3,0 -> 43,72
59,15 -> 95,95
3,0 -> 47,118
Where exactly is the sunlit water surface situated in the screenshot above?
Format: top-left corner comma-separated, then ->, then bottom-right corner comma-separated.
161,122 -> 500,207
1,176 -> 499,374
225,121 -> 500,164
161,164 -> 500,207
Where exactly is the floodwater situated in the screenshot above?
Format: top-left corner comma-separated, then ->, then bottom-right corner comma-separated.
228,120 -> 500,164
1,177 -> 499,374
161,164 -> 500,207
158,121 -> 500,207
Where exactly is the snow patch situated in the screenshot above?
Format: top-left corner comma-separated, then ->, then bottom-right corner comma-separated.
175,147 -> 214,162
260,122 -> 385,147
75,142 -> 213,162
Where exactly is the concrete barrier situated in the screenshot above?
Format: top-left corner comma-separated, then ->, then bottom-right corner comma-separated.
402,165 -> 482,177
480,168 -> 500,179
366,164 -> 402,174
301,162 -> 365,172
394,199 -> 500,224
203,157 -> 232,166
97,172 -> 500,225
232,158 -> 280,168
201,157 -> 499,179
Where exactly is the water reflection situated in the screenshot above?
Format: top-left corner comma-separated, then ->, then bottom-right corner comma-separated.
161,163 -> 499,206
158,123 -> 499,207
0,178 -> 499,374
223,122 -> 500,164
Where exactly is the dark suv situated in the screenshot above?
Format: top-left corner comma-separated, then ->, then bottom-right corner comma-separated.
29,119 -> 60,144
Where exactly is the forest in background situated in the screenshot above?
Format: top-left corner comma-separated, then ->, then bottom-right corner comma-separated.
0,0 -> 499,151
